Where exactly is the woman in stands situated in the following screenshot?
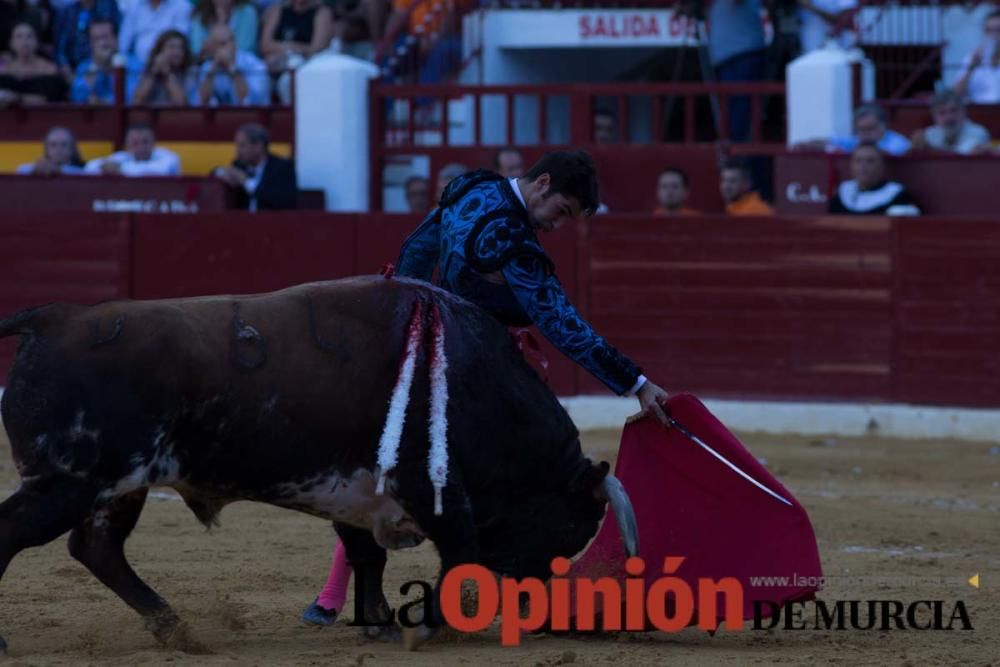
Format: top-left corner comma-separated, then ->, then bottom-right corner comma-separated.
260,0 -> 333,72
132,29 -> 196,105
15,126 -> 85,175
189,0 -> 259,61
828,143 -> 921,216
0,22 -> 67,106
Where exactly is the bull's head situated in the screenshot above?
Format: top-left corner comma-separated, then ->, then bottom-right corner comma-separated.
471,459 -> 640,581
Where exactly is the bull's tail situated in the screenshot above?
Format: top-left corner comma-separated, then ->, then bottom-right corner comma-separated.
0,303 -> 69,339
0,306 -> 48,338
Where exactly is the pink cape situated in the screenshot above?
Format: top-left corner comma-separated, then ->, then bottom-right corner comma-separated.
569,393 -> 823,625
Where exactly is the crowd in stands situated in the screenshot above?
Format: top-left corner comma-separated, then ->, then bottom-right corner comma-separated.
15,120 -> 298,209
0,0 -> 450,106
4,1 -> 1000,219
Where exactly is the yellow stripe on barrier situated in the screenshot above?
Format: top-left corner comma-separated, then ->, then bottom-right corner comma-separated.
0,142 -> 292,176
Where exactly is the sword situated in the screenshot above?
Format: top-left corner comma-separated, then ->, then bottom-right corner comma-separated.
665,416 -> 794,507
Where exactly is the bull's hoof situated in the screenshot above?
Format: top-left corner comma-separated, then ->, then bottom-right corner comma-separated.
163,621 -> 213,655
302,599 -> 339,627
402,624 -> 438,651
145,609 -> 181,645
0,632 -> 7,656
360,623 -> 402,643
145,611 -> 210,654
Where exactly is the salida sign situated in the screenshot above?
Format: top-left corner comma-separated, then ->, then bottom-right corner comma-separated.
578,12 -> 695,42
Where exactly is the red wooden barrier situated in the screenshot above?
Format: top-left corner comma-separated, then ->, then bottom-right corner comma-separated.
132,213 -> 357,299
583,216 -> 895,400
0,175 -> 232,213
0,215 -> 132,377
1,212 -> 998,408
893,219 -> 1000,407
0,105 -> 293,145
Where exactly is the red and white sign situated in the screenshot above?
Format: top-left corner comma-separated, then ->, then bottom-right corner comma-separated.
578,12 -> 698,42
484,8 -> 777,50
489,10 -> 697,49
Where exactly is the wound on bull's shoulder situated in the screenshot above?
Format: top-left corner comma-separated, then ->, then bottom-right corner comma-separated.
231,302 -> 267,370
89,314 -> 126,348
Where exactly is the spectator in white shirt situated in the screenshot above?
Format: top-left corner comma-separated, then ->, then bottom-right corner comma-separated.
118,0 -> 191,64
911,89 -> 992,154
193,24 -> 269,105
954,9 -> 1000,104
85,123 -> 181,176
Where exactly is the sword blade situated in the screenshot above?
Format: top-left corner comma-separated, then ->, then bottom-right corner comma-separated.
666,417 -> 794,507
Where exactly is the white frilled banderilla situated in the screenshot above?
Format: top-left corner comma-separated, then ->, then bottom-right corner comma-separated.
375,299 -> 450,515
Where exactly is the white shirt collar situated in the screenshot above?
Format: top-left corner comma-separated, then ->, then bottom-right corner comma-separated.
508,177 -> 527,209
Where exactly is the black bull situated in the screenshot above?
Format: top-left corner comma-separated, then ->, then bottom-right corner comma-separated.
0,276 -> 637,653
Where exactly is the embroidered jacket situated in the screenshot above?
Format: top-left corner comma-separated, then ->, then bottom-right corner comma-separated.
397,170 -> 642,395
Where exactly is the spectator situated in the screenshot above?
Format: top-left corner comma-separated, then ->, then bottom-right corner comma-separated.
707,0 -> 767,142
0,0 -> 44,58
910,90 -> 991,155
117,0 -> 191,65
828,103 -> 911,155
260,0 -> 332,73
954,10 -> 1000,104
384,0 -> 465,81
193,24 -> 268,105
16,126 -> 85,175
189,0 -> 258,60
435,162 -> 466,201
720,159 -> 774,215
493,146 -> 524,178
84,123 -> 181,176
593,108 -> 616,144
0,22 -> 67,105
212,123 -> 298,210
328,0 -> 387,55
828,142 -> 920,215
131,29 -> 195,105
654,167 -> 698,215
404,175 -> 430,213
52,0 -> 120,74
798,0 -> 857,54
767,0 -> 803,72
70,19 -> 140,103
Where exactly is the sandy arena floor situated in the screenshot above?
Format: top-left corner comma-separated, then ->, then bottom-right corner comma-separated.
0,426 -> 998,666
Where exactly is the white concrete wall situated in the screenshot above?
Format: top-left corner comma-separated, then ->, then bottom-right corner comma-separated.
560,395 -> 1000,443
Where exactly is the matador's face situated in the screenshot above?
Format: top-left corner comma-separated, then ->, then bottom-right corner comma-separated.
524,174 -> 584,232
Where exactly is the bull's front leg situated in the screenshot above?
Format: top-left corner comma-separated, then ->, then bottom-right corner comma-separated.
401,487 -> 479,651
334,523 -> 400,641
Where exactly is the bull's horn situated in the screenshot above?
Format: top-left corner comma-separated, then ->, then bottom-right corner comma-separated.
602,474 -> 639,558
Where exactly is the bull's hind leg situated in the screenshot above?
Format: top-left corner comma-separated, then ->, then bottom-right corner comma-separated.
334,523 -> 400,641
0,475 -> 98,655
67,489 -> 186,647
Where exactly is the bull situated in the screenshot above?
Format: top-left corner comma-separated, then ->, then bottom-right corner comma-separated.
0,275 -> 637,654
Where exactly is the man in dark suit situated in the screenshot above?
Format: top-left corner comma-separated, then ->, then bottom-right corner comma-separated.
213,123 -> 297,211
